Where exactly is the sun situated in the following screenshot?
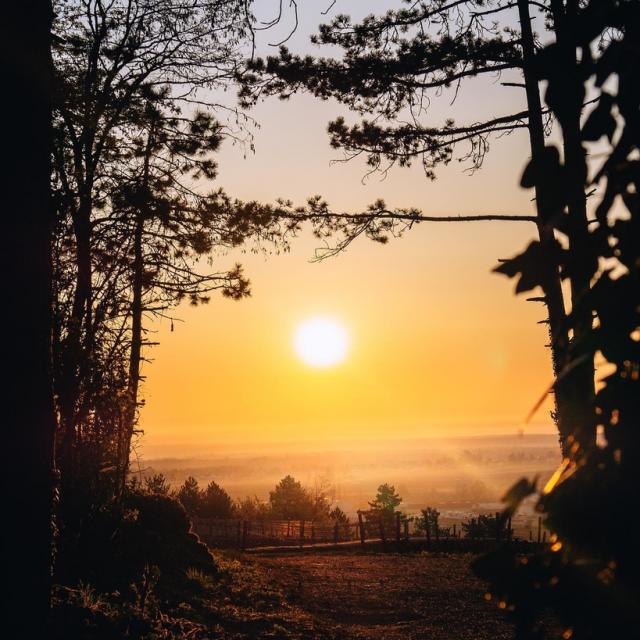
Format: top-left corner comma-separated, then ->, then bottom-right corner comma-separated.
294,317 -> 349,368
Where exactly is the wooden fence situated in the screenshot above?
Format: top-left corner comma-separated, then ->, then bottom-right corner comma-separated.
191,510 -> 546,551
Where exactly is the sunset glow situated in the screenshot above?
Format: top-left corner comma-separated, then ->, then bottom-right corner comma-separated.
294,317 -> 349,368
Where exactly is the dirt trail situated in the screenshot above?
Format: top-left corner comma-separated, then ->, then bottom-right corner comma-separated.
253,552 -> 514,639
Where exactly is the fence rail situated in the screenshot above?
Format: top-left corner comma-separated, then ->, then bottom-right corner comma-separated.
191,510 -> 548,551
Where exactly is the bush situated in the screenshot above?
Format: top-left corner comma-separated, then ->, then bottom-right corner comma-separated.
56,489 -> 216,599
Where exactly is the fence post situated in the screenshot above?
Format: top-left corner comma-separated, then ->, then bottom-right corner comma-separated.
379,518 -> 387,547
311,524 -> 316,545
236,520 -> 242,548
299,520 -> 305,548
395,512 -> 401,544
241,520 -> 248,551
453,524 -> 457,538
425,513 -> 431,550
403,518 -> 409,541
358,511 -> 365,545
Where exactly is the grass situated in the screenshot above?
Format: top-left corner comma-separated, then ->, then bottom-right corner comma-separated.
50,550 -> 514,639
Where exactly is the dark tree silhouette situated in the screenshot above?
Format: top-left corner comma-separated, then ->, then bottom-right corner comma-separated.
200,481 -> 235,519
329,506 -> 350,525
240,0 -> 598,455
269,475 -> 316,520
236,495 -> 272,521
176,476 -> 203,517
49,1 -> 293,511
1,0 -> 57,632
475,2 -> 640,637
369,483 -> 403,514
144,473 -> 171,496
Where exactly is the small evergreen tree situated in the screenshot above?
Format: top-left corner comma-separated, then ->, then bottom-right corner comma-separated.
176,476 -> 202,517
329,506 -> 350,525
200,481 -> 234,519
369,484 -> 402,513
144,473 -> 171,496
269,475 -> 315,520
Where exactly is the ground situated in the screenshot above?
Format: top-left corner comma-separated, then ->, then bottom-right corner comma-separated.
213,550 -> 514,639
52,549 -> 515,639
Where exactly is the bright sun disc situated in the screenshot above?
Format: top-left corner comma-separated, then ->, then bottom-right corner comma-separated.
294,317 -> 349,368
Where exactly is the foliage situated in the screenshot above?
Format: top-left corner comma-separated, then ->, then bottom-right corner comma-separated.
49,0 -> 290,524
238,0 -> 597,457
200,481 -> 235,519
462,514 -> 509,541
144,473 -> 171,496
50,547 -> 337,639
176,477 -> 203,518
368,483 -> 402,514
235,495 -> 272,522
329,506 -> 350,525
269,475 -> 316,521
475,2 -> 640,638
55,486 -> 216,598
176,476 -> 235,519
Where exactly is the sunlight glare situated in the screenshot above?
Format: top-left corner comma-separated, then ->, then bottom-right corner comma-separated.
294,317 -> 349,368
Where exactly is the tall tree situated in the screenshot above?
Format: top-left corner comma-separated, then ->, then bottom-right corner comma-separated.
50,0 -> 254,481
240,0 -> 596,454
49,0 -> 287,503
1,0 -> 57,632
475,2 -> 640,636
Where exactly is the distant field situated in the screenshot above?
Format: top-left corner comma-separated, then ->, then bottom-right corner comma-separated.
139,433 -> 560,515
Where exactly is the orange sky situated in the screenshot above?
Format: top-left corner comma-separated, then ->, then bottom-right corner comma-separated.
138,4 -> 558,457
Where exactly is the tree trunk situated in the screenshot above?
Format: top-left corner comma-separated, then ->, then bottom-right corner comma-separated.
56,195 -> 93,480
517,0 -> 594,456
548,0 -> 596,451
120,210 -> 144,493
1,0 -> 57,633
120,120 -> 155,492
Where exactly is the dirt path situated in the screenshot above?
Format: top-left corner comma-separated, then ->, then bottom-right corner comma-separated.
252,552 -> 514,639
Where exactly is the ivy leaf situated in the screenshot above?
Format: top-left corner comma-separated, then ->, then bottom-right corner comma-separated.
494,241 -> 562,294
582,94 -> 616,142
520,146 -> 562,189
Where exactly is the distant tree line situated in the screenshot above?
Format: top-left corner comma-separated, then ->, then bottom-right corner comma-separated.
142,473 -> 350,525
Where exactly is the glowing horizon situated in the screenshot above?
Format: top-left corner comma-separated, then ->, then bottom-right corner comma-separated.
136,4 -> 558,455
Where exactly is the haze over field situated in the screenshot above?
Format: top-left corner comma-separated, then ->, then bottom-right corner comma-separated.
138,433 -> 560,518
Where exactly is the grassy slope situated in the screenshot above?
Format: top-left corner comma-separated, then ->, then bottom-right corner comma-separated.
51,550 -> 513,639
